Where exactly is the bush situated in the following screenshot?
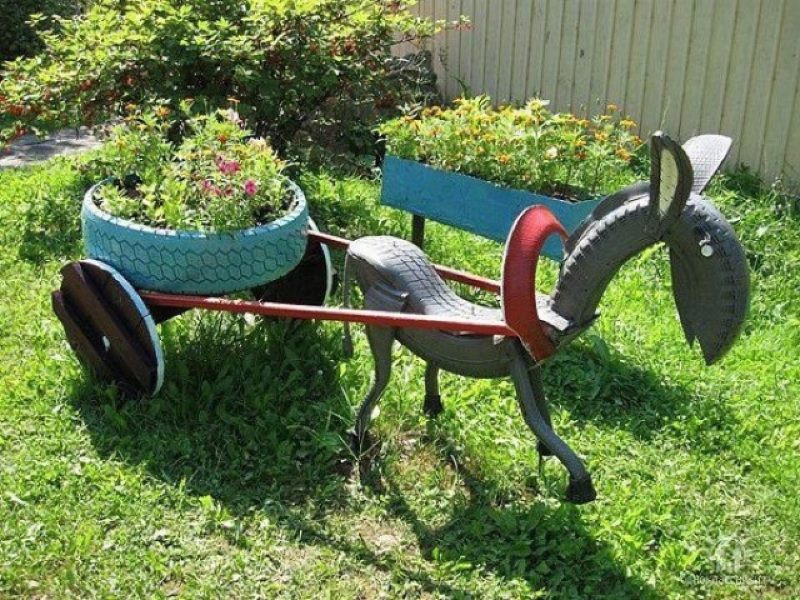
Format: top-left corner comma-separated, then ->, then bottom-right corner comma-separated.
0,0 -> 87,62
0,0 -> 444,154
379,96 -> 644,200
87,108 -> 291,232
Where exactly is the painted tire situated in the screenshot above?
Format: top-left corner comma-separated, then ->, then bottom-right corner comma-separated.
81,180 -> 309,295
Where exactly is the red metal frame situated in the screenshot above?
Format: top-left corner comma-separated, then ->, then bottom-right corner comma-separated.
138,229 -> 518,338
141,292 -> 514,336
308,231 -> 501,294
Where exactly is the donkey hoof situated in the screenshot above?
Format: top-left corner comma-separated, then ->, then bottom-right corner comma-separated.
537,440 -> 553,457
423,394 -> 443,418
565,474 -> 597,504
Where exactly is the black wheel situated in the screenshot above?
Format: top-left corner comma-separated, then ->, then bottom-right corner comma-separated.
252,218 -> 334,306
52,259 -> 165,395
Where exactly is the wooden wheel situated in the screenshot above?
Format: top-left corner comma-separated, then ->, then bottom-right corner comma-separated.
52,259 -> 165,396
252,218 -> 334,306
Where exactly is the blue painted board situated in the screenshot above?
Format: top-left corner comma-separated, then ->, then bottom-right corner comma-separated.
380,156 -> 601,259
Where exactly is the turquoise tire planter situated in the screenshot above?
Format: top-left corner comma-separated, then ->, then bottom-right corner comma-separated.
380,156 -> 602,260
81,180 -> 309,295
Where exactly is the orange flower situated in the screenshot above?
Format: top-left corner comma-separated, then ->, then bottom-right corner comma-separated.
498,154 -> 511,164
616,148 -> 632,161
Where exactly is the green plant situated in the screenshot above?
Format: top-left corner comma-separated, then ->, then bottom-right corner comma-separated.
87,108 -> 291,231
0,158 -> 798,598
0,0 -> 447,154
0,0 -> 88,63
379,96 -> 644,199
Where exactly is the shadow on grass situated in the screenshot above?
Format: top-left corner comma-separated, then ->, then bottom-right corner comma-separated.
64,310 -> 666,598
69,314 -> 355,512
542,342 -> 739,455
378,464 -> 662,599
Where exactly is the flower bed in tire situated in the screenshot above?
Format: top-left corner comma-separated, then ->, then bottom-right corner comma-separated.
81,179 -> 309,295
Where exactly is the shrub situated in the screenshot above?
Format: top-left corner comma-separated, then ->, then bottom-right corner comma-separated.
87,108 -> 292,232
379,96 -> 644,200
0,0 -> 444,154
0,0 -> 87,63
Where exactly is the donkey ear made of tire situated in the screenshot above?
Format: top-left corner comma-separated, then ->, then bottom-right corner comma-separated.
647,131 -> 694,239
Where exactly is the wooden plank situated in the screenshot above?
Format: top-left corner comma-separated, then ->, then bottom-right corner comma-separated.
587,0 -> 616,114
605,0 -> 635,110
483,1 -> 504,100
640,0 -> 675,134
510,0 -> 534,102
719,0 -> 761,166
61,263 -> 155,392
679,0 -> 716,141
541,0 -> 564,101
738,0 -> 785,172
80,261 -> 158,364
470,0 -> 488,95
783,85 -> 800,184
555,0 -> 580,111
497,0 -> 518,103
698,0 -> 737,135
527,0 -> 549,97
572,0 -> 597,116
760,0 -> 800,181
661,0 -> 693,133
380,156 -> 600,259
52,290 -> 117,382
622,0 -> 654,130
443,0 -> 462,99
432,0 -> 448,95
458,0 -> 474,96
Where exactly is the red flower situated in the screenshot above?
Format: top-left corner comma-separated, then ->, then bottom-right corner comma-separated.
244,180 -> 258,196
215,155 -> 241,175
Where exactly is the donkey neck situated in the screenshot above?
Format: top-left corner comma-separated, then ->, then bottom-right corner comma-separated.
550,197 -> 656,328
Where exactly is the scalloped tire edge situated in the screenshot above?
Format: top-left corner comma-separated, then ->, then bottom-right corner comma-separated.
81,179 -> 309,295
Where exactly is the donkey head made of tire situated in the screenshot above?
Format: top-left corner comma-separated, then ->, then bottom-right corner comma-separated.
552,132 -> 750,365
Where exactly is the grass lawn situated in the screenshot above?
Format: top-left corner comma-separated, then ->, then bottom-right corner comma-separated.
0,156 -> 798,599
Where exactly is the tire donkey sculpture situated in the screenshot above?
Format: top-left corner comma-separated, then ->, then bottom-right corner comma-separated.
342,132 -> 749,503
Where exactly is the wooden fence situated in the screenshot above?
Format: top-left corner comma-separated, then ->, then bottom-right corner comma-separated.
397,0 -> 800,184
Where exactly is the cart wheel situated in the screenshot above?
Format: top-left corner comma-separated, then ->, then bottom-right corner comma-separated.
252,218 -> 334,306
52,259 -> 165,396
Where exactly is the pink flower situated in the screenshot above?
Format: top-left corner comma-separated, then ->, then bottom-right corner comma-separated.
244,179 -> 258,197
202,179 -> 223,196
215,155 -> 241,175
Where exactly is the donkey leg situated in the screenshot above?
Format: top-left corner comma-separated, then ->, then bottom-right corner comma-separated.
423,362 -> 443,418
528,363 -> 554,457
509,346 -> 597,504
350,324 -> 395,456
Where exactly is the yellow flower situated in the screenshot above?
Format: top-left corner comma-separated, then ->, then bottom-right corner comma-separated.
594,131 -> 609,142
620,118 -> 637,129
498,154 -> 511,164
606,103 -> 619,112
616,148 -> 632,161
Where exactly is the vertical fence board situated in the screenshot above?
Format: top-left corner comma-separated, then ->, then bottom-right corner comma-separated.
739,0 -> 785,172
527,0 -> 549,97
572,0 -> 597,115
679,0 -> 715,141
640,0 -> 674,134
623,0 -> 654,124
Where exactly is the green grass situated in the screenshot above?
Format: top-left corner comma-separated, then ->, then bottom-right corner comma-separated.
0,157 -> 798,599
